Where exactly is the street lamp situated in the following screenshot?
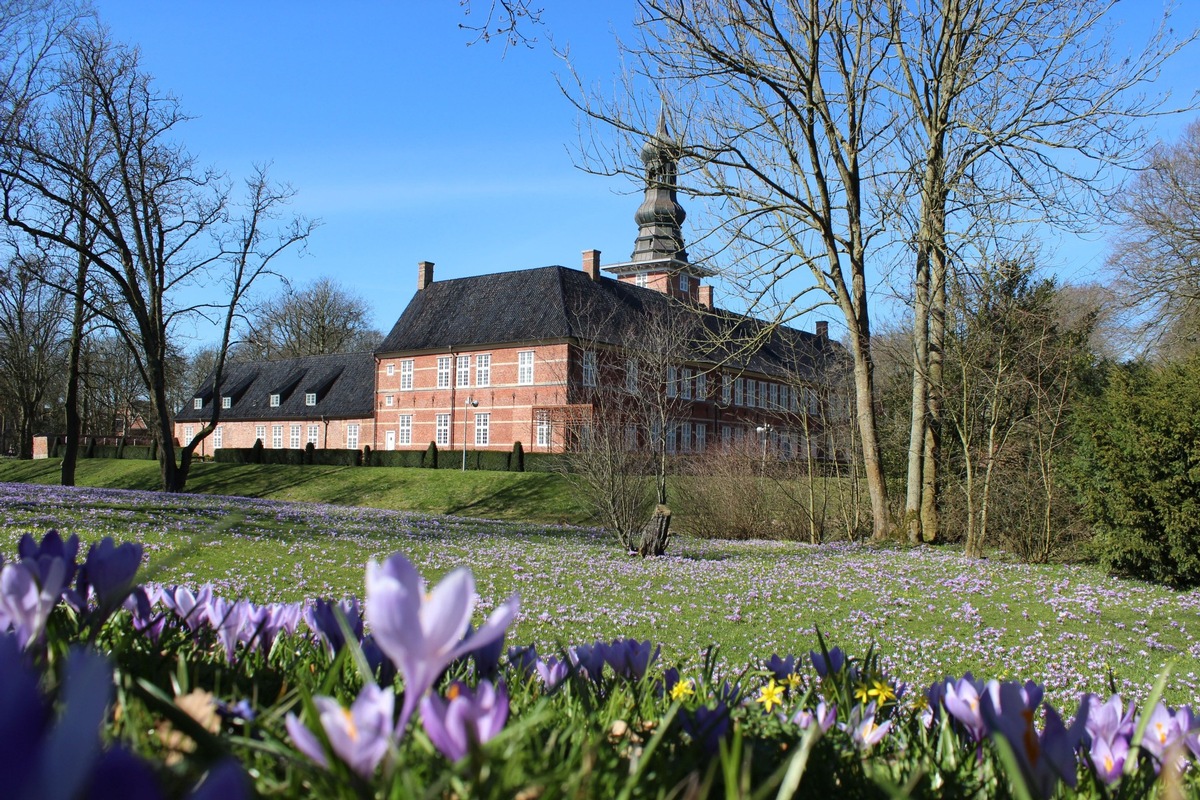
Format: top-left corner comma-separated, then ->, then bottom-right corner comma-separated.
462,396 -> 478,471
756,423 -> 771,477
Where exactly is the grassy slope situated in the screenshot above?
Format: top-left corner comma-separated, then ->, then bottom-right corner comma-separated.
0,458 -> 587,524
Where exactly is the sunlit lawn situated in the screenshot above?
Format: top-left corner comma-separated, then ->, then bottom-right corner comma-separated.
2,480 -> 1197,710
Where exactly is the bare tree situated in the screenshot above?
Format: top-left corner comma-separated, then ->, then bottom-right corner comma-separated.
1108,120 -> 1200,360
568,0 -> 898,538
0,253 -> 67,457
0,28 -> 312,490
238,277 -> 379,359
459,0 -> 544,50
884,0 -> 1193,544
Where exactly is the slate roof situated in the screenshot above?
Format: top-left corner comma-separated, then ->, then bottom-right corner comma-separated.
376,266 -> 843,381
175,351 -> 375,422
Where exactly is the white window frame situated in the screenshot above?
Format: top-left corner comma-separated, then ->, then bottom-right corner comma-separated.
734,377 -> 744,406
346,424 -> 360,450
517,351 -> 534,385
435,413 -> 450,446
770,383 -> 779,410
666,423 -> 677,454
222,396 -> 231,409
635,273 -> 648,288
696,423 -> 706,452
722,374 -> 732,404
678,273 -> 689,292
400,359 -> 414,390
625,358 -> 638,394
272,425 -> 283,449
386,363 -> 395,376
625,425 -> 638,451
398,415 -> 413,446
385,395 -> 394,407
696,371 -> 707,401
269,394 -> 280,407
437,356 -> 452,388
213,426 -> 223,449
307,424 -> 319,445
667,366 -> 678,398
721,424 -> 732,448
681,368 -> 693,400
193,398 -> 203,410
255,425 -> 265,444
582,350 -> 597,388
475,412 -> 490,446
290,425 -> 301,449
184,425 -> 194,442
681,421 -> 693,452
456,355 -> 470,387
476,354 -> 491,387
535,412 -> 551,448
305,392 -> 317,406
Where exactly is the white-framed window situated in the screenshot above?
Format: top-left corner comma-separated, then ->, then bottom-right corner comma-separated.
667,366 -> 678,398
436,413 -> 450,446
398,415 -> 412,446
635,273 -> 648,288
517,351 -> 534,385
680,421 -> 693,452
456,355 -> 470,387
307,424 -> 319,445
666,423 -> 677,454
625,425 -> 638,451
386,363 -> 395,376
734,377 -> 744,406
809,389 -> 820,414
770,383 -> 779,410
582,350 -> 597,388
193,398 -> 202,410
696,423 -> 707,452
758,381 -> 768,408
213,426 -> 223,449
437,356 -> 451,388
400,359 -> 414,390
678,273 -> 689,292
269,394 -> 280,407
721,374 -> 732,404
721,424 -> 732,448
346,424 -> 360,450
696,371 -> 707,401
625,359 -> 638,394
384,395 -> 394,407
290,425 -> 301,449
535,411 -> 551,448
183,425 -> 194,442
385,430 -> 396,450
476,354 -> 491,387
272,425 -> 283,449
305,392 -> 316,406
790,386 -> 800,412
682,368 -> 693,400
221,396 -> 231,409
255,425 -> 265,444
475,413 -> 490,446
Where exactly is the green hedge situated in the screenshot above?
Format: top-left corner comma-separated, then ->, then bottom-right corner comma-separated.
368,450 -> 426,468
262,449 -> 306,466
310,448 -> 362,467
435,450 -> 512,471
523,452 -> 562,473
90,444 -> 120,459
214,448 -> 256,464
121,445 -> 154,460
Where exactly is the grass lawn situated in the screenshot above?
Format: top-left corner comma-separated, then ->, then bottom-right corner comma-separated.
0,457 -> 587,523
2,479 -> 1197,712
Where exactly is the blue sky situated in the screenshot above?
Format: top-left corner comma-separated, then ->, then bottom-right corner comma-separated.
93,2 -> 1200,344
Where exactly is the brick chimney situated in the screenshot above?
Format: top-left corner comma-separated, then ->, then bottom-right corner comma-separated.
815,320 -> 829,338
582,249 -> 601,281
417,260 -> 434,291
698,284 -> 713,309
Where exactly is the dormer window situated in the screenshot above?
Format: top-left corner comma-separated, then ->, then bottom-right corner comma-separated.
679,273 -> 689,292
193,398 -> 202,410
269,394 -> 280,407
222,396 -> 231,409
635,273 -> 648,288
305,392 -> 317,406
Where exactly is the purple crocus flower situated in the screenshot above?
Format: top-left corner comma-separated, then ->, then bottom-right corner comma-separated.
306,597 -> 364,659
942,674 -> 989,741
123,587 -> 166,644
208,597 -> 250,664
980,683 -> 1087,800
681,703 -> 730,755
77,538 -> 143,615
285,684 -> 395,780
842,701 -> 891,750
18,530 -> 80,602
766,654 -> 798,682
0,559 -> 67,649
364,553 -> 518,734
1088,732 -> 1129,784
791,700 -> 836,734
164,584 -> 212,632
568,643 -> 607,683
1138,702 -> 1189,769
0,633 -> 51,796
460,622 -> 505,679
419,680 -> 509,762
507,645 -> 539,678
601,638 -> 659,681
536,655 -> 570,691
810,646 -> 846,679
1085,694 -> 1135,745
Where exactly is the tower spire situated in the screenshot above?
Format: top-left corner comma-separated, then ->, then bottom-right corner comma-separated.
631,107 -> 687,263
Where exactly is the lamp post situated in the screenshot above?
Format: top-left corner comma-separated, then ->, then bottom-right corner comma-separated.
756,423 -> 771,477
462,396 -> 478,471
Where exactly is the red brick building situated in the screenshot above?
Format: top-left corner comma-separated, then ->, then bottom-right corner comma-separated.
174,117 -> 844,459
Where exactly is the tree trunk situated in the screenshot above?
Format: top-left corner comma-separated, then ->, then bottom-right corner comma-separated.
920,242 -> 947,543
61,252 -> 88,486
638,504 -> 672,556
905,250 -> 930,544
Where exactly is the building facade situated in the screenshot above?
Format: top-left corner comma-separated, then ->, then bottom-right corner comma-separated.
174,117 -> 845,459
